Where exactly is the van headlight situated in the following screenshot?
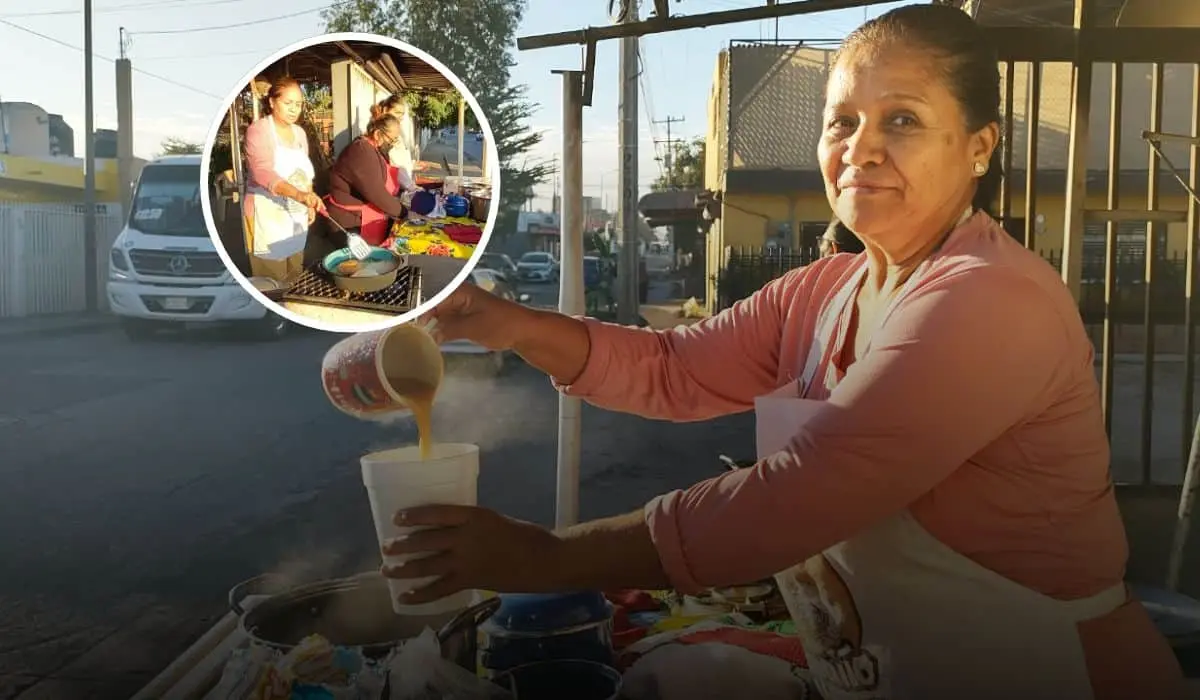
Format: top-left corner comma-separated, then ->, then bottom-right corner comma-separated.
109,249 -> 132,281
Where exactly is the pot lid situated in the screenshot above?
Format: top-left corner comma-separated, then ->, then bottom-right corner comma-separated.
482,592 -> 611,634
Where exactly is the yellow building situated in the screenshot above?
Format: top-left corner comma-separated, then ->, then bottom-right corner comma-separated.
703,43 -> 1195,308
0,152 -> 125,205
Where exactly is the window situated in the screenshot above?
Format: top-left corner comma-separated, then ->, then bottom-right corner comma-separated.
130,165 -> 205,237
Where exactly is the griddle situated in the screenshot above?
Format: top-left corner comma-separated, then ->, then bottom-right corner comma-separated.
279,262 -> 423,314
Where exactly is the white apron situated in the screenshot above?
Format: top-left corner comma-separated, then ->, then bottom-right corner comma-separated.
388,116 -> 417,191
754,216 -> 1126,700
246,122 -> 314,261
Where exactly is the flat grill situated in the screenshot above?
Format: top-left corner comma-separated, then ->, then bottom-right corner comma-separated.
281,263 -> 422,314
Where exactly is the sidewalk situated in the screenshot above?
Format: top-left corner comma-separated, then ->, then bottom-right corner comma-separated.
0,312 -> 117,340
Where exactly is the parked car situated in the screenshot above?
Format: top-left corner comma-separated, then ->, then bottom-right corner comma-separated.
440,267 -> 530,376
516,251 -> 559,283
479,252 -> 518,281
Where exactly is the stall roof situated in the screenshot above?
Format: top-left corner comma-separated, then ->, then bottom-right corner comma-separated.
255,40 -> 455,93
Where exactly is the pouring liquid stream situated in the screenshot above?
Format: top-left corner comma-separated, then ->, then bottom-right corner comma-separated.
387,376 -> 437,460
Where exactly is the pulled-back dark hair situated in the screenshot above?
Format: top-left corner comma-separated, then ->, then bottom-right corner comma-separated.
367,113 -> 401,139
262,76 -> 302,117
821,219 -> 865,256
371,94 -> 406,121
834,4 -> 1003,213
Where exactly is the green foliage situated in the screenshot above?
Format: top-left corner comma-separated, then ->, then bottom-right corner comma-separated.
323,0 -> 552,239
652,136 -> 705,191
160,137 -> 203,156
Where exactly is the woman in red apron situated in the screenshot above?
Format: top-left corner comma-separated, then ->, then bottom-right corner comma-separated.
316,114 -> 408,258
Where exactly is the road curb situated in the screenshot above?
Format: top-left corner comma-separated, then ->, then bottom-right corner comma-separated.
0,316 -> 118,340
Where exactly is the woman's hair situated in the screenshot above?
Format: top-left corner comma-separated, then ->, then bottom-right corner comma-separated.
820,219 -> 865,257
370,94 -> 406,121
261,76 -> 302,116
367,113 -> 401,139
834,4 -> 1003,213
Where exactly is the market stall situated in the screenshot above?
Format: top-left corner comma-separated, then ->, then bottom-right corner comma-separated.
214,39 -> 495,327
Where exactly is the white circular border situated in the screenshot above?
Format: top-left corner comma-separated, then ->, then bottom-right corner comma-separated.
199,31 -> 502,335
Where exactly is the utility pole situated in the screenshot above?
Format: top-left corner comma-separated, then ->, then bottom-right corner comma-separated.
116,28 -> 134,214
616,0 -> 640,324
83,0 -> 98,312
653,115 -> 684,187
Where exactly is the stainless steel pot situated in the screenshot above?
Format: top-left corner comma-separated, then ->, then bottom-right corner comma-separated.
228,572 -> 500,668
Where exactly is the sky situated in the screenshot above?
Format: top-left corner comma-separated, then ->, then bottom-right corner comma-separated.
0,0 -> 916,210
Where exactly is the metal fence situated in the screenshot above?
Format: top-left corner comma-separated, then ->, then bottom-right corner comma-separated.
715,245 -> 1194,321
0,201 -> 125,318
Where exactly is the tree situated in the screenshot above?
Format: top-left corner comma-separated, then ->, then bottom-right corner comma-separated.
651,136 -> 705,191
159,137 -> 203,156
323,0 -> 552,239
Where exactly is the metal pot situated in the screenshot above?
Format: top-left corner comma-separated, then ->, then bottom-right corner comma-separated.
228,572 -> 500,668
480,592 -> 615,674
322,248 -> 402,295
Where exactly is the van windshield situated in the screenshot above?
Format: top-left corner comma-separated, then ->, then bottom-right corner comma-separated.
129,165 -> 205,237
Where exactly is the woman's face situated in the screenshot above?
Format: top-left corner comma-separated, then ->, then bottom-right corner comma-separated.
271,85 -> 304,124
817,43 -> 997,246
375,122 -> 401,151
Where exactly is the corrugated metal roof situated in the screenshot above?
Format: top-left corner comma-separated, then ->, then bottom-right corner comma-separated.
939,0 -> 1128,26
254,40 -> 455,93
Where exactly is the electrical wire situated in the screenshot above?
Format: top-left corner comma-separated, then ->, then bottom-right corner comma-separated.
0,18 -> 223,99
0,0 -> 246,19
126,2 -> 348,36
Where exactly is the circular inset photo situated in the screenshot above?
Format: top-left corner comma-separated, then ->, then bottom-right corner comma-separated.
199,33 -> 500,334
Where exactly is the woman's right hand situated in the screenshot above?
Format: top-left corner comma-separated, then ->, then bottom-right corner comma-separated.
300,191 -> 323,211
420,283 -> 531,351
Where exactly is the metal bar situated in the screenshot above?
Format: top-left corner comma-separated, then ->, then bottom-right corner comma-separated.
1167,410 -> 1200,590
83,0 -> 97,312
1143,62 -> 1165,485
1085,208 -> 1189,224
1024,61 -> 1041,250
555,70 -> 585,529
986,27 -> 1200,64
582,40 -> 597,106
517,0 -> 891,50
1000,60 -> 1015,225
1102,62 -> 1123,439
1183,64 -> 1200,474
1059,0 -> 1095,303
1144,130 -> 1200,147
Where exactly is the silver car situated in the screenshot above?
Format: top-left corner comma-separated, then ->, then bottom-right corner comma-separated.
516,251 -> 559,283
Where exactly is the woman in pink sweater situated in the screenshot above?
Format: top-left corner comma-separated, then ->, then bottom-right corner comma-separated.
382,5 -> 1184,698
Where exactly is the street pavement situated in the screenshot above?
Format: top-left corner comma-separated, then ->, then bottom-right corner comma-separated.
0,284 -> 753,699
0,279 -> 1198,697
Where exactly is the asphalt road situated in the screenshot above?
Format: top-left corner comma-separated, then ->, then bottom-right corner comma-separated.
0,299 -> 753,698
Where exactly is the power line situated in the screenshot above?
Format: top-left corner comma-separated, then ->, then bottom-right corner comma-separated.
127,2 -> 345,36
0,18 -> 222,99
0,0 -> 244,19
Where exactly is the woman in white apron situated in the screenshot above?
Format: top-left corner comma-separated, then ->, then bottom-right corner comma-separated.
377,6 -> 1186,699
242,76 -> 321,281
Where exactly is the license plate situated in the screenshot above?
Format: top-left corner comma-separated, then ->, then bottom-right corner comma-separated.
162,297 -> 190,311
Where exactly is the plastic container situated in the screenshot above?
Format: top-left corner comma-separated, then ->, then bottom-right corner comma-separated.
362,443 -> 480,615
480,592 -> 615,673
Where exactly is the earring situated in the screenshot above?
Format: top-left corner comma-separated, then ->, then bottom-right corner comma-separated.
973,162 -> 987,176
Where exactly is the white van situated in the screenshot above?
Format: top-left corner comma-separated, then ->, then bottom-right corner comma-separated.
105,155 -> 288,340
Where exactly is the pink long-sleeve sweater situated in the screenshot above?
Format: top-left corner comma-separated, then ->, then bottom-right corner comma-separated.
559,211 -> 1183,697
242,116 -> 308,221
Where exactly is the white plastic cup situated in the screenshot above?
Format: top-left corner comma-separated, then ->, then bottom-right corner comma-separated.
362,442 -> 480,615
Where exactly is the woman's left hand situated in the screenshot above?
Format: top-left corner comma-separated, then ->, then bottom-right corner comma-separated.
380,505 -> 560,604
306,207 -> 317,225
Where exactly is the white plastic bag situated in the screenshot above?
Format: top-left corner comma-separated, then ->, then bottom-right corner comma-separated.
388,628 -> 512,700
